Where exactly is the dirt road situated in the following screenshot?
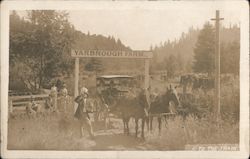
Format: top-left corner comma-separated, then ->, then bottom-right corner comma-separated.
8,114 -> 167,150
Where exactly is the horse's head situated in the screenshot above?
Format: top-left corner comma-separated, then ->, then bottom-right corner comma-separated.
163,85 -> 180,108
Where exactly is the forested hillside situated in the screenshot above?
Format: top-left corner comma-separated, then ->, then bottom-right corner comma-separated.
151,24 -> 240,76
9,10 -> 133,91
9,10 -> 240,92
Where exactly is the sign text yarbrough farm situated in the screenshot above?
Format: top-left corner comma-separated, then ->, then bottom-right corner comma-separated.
71,50 -> 153,59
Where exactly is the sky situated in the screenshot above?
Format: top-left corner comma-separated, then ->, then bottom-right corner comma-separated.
68,8 -> 240,50
16,2 -> 242,50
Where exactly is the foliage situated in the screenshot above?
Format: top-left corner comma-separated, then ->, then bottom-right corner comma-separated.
147,115 -> 239,150
164,54 -> 179,78
10,10 -> 75,90
85,58 -> 104,73
151,24 -> 240,76
151,27 -> 200,74
8,111 -> 239,150
192,23 -> 215,74
9,11 -> 131,91
221,41 -> 240,75
192,23 -> 240,75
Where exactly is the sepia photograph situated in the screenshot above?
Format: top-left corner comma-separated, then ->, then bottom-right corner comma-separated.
1,1 -> 249,159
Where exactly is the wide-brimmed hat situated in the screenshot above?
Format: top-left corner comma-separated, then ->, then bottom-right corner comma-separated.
80,87 -> 89,95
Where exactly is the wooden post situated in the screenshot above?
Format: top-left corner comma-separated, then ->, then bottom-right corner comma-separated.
74,58 -> 79,113
211,10 -> 224,120
9,99 -> 13,114
145,59 -> 150,90
144,59 -> 151,106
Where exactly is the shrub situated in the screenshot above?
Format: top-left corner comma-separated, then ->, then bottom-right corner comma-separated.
146,114 -> 239,150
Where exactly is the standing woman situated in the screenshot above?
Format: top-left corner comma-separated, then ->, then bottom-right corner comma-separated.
74,87 -> 95,139
50,84 -> 58,112
61,83 -> 68,113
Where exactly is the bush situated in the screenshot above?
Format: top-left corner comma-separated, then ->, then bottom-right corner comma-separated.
146,114 -> 239,150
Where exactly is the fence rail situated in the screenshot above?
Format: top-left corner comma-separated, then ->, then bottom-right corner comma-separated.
8,94 -> 50,113
149,113 -> 176,117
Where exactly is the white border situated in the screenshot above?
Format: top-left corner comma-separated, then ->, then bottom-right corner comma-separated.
1,1 -> 249,159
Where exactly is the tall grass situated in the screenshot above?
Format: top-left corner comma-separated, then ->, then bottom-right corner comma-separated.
8,112 -> 97,150
8,76 -> 239,150
146,115 -> 239,150
8,111 -> 239,150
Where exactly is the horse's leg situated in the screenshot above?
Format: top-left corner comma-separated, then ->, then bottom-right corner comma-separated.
135,118 -> 138,138
157,117 -> 162,136
123,118 -> 126,135
104,115 -> 107,130
164,115 -> 168,128
146,117 -> 149,132
141,118 -> 145,139
126,117 -> 130,135
80,123 -> 84,138
150,116 -> 153,132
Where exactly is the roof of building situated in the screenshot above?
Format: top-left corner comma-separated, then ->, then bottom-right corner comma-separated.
97,75 -> 134,79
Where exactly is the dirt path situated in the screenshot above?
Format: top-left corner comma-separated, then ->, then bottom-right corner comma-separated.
82,128 -> 155,150
8,115 -> 163,150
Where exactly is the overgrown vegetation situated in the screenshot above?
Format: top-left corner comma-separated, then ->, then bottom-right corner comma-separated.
151,23 -> 240,76
146,115 -> 239,150
8,10 -> 240,150
8,78 -> 239,150
9,10 -> 131,92
8,111 -> 239,150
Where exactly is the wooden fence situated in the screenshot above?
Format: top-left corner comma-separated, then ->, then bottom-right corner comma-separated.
8,94 -> 50,113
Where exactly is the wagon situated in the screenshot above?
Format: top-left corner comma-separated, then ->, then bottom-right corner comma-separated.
96,75 -> 136,100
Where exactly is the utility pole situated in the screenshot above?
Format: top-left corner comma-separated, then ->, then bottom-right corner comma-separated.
211,10 -> 224,121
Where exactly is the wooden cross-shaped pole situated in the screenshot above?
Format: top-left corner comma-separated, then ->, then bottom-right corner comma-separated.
211,10 -> 224,121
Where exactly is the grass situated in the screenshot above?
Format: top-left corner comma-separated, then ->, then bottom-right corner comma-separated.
8,109 -> 239,150
8,76 -> 239,150
145,115 -> 239,150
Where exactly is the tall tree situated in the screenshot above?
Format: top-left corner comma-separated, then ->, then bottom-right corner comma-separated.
9,10 -> 74,90
192,22 -> 215,74
165,54 -> 178,78
221,41 -> 240,75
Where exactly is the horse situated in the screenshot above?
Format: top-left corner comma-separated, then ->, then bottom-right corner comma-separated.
113,89 -> 149,139
148,86 -> 180,135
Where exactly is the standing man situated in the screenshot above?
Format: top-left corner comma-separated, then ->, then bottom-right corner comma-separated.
74,87 -> 94,139
138,88 -> 150,117
50,84 -> 58,112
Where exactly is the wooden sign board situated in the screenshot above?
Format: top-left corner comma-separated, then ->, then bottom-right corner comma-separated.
71,50 -> 153,59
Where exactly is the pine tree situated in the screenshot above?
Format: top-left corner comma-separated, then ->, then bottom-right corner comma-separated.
192,22 -> 215,74
221,41 -> 240,75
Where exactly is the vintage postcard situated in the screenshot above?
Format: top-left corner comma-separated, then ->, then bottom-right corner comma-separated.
1,0 -> 249,159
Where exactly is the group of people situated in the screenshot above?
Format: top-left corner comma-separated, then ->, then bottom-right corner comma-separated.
26,83 -> 69,117
73,84 -> 181,140
26,82 -> 180,140
47,83 -> 69,112
74,86 -> 151,140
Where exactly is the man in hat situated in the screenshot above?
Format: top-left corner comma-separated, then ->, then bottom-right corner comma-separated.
74,87 -> 94,139
138,88 -> 150,117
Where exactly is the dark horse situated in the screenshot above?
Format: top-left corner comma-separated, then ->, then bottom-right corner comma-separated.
148,86 -> 180,135
113,89 -> 150,139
